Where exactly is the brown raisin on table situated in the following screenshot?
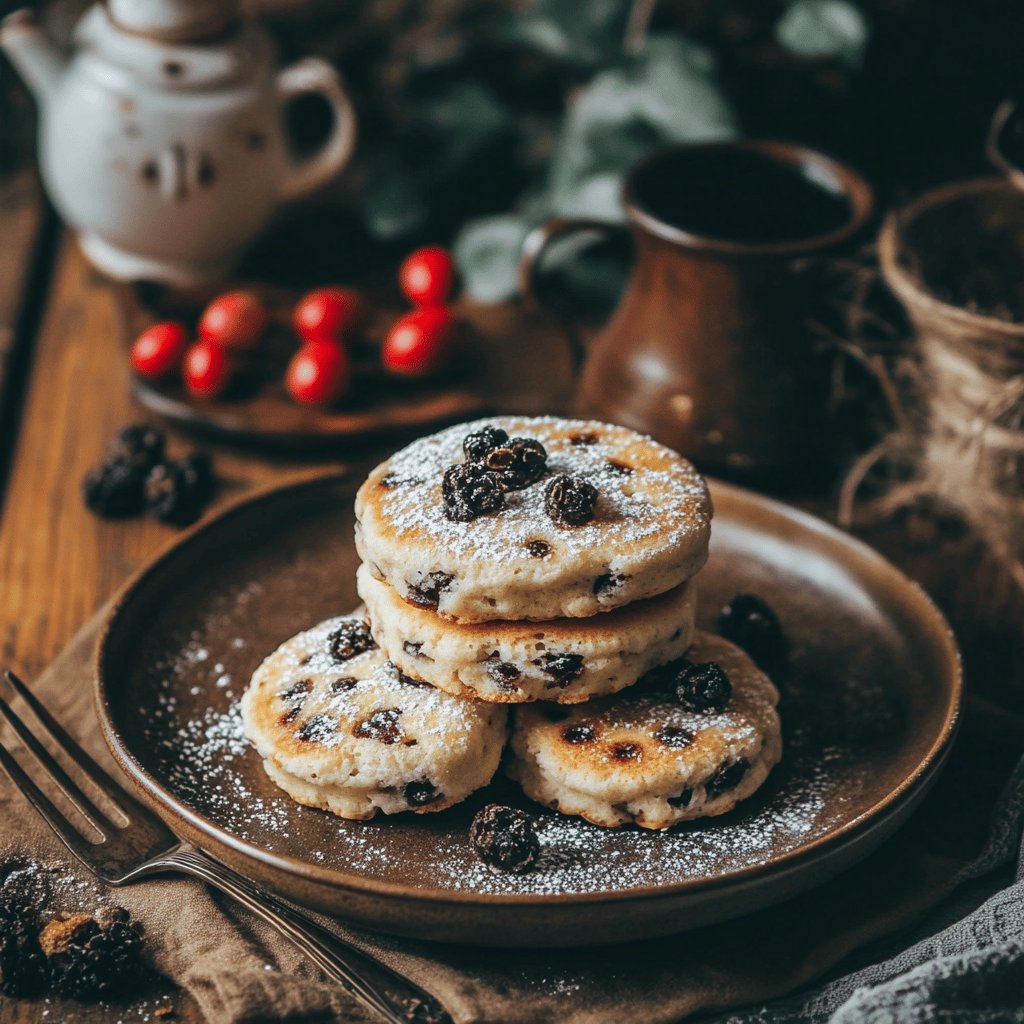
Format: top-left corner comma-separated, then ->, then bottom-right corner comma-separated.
144,453 -> 215,526
673,661 -> 732,713
483,437 -> 547,490
406,572 -> 455,610
327,619 -> 376,662
42,907 -> 144,1000
470,804 -> 540,873
442,463 -> 505,521
544,474 -> 598,526
353,708 -> 404,744
82,459 -> 148,518
109,424 -> 165,472
462,425 -> 510,462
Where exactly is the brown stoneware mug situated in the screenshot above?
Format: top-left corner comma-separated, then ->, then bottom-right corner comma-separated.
520,140 -> 875,480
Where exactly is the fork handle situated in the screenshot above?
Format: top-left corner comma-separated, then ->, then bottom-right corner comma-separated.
156,846 -> 448,1024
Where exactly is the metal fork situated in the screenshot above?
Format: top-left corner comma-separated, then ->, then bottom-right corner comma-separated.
0,670 -> 449,1024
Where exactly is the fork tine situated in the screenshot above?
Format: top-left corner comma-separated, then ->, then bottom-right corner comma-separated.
4,671 -> 153,825
0,689 -> 119,834
0,740 -> 100,865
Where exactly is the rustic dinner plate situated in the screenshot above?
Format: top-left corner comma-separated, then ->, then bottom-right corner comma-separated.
95,473 -> 961,948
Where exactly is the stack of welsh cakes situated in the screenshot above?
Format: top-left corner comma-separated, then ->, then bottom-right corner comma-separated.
353,416 -> 783,830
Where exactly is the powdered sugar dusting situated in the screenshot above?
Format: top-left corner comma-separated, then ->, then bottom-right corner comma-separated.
370,417 -> 711,564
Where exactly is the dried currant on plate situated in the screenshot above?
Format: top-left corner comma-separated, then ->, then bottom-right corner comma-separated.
470,804 -> 540,873
673,661 -> 732,714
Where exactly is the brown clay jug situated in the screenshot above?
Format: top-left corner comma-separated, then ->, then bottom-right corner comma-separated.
520,140 -> 874,480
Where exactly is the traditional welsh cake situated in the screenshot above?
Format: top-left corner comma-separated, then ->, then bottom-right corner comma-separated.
240,616 -> 508,819
508,632 -> 782,829
357,564 -> 697,704
354,416 -> 713,623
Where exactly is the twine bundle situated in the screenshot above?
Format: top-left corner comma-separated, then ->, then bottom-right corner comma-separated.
854,178 -> 1024,586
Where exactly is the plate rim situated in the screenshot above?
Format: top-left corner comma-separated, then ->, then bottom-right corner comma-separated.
94,470 -> 963,908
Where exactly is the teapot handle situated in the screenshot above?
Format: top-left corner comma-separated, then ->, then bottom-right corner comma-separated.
276,58 -> 357,202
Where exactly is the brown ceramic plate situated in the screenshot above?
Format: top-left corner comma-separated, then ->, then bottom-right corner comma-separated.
95,474 -> 961,948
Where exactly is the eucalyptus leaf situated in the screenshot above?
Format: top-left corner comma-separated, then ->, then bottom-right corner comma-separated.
500,0 -> 632,71
775,0 -> 868,69
454,214 -> 533,303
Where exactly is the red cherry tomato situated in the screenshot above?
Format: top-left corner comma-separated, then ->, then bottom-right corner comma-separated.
382,307 -> 455,376
293,287 -> 365,342
183,341 -> 232,398
198,290 -> 268,351
130,321 -> 189,379
285,341 -> 350,406
398,247 -> 456,307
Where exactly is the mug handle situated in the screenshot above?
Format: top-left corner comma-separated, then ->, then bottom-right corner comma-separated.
518,218 -> 630,370
277,58 -> 358,203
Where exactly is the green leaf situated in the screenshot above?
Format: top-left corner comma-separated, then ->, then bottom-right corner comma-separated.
775,0 -> 868,69
453,214 -> 533,302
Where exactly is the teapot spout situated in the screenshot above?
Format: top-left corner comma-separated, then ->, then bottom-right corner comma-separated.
0,9 -> 66,105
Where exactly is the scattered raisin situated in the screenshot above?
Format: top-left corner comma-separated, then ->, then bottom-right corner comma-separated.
395,667 -> 430,688
462,425 -> 509,462
705,758 -> 749,798
569,432 -> 598,446
406,572 -> 455,611
470,804 -> 540,873
278,680 -> 312,725
526,539 -> 551,558
483,437 -> 547,490
544,473 -> 598,526
327,619 -> 376,662
82,459 -> 147,518
329,677 -> 357,694
109,424 -> 165,472
674,661 -> 732,713
404,780 -> 441,807
537,653 -> 584,687
610,742 -> 642,761
144,454 -> 214,526
655,725 -> 694,748
486,661 -> 521,691
605,459 -> 632,475
442,463 -> 504,521
42,907 -> 144,1000
668,788 -> 693,808
562,725 -> 596,744
354,708 -> 404,744
716,594 -> 788,672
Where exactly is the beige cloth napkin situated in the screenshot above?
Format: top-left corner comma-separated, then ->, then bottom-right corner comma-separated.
0,607 -> 989,1024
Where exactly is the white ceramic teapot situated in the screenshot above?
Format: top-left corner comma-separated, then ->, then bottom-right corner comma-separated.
0,0 -> 357,285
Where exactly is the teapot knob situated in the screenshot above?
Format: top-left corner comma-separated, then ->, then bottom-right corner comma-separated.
275,58 -> 357,203
106,0 -> 238,41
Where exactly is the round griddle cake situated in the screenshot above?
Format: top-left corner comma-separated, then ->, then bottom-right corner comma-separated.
354,416 -> 712,622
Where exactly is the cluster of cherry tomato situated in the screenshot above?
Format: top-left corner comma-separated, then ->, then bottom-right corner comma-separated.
129,246 -> 459,407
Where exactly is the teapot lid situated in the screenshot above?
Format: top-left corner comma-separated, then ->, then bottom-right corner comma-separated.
105,0 -> 238,42
76,3 -> 272,89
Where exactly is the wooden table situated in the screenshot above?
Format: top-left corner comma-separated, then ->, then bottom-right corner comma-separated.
1,172 -> 1022,1023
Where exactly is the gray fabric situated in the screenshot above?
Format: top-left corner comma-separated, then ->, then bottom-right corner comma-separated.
2,608 -> 1021,1023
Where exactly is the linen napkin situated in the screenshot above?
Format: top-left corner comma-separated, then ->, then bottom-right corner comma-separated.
1,606 -> 1021,1024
